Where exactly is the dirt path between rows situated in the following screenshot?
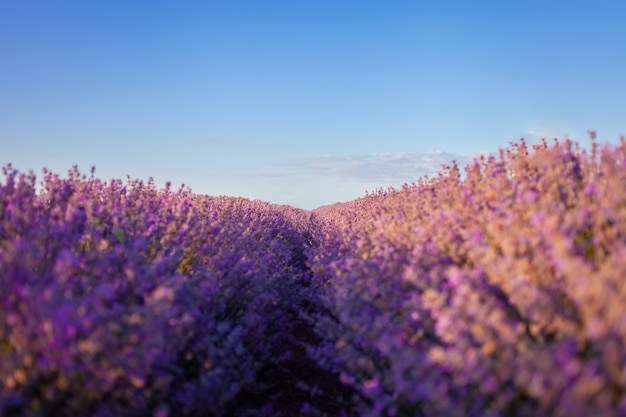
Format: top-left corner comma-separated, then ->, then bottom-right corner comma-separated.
228,222 -> 357,417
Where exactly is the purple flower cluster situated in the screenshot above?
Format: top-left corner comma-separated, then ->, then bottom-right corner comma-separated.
3,135 -> 626,416
0,165 -> 319,416
307,137 -> 626,416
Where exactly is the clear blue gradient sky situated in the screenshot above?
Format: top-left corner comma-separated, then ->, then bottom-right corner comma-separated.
1,1 -> 624,209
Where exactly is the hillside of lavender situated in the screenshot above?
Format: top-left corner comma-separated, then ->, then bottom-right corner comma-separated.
2,137 -> 626,416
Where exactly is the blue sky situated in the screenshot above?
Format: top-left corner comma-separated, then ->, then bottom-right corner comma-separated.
1,1 -> 625,209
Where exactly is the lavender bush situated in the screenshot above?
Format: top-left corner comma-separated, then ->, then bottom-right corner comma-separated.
3,134 -> 626,416
307,136 -> 626,416
0,166 -> 329,416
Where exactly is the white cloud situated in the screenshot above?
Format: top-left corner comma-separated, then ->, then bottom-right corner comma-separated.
228,150 -> 491,209
513,126 -> 580,146
280,150 -> 480,185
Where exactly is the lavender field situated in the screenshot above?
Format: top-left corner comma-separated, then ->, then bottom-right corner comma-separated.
2,137 -> 626,416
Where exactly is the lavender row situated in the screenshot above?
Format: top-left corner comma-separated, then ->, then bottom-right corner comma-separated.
0,165 -> 316,416
306,137 -> 626,416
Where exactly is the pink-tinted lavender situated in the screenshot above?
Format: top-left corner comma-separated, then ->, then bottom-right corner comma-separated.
307,137 -> 626,416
